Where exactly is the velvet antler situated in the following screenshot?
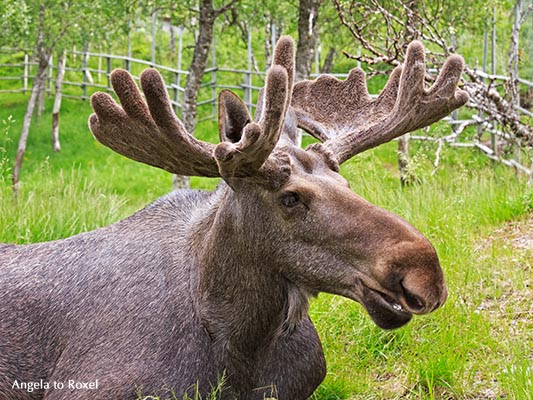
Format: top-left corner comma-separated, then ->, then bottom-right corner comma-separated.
214,36 -> 294,186
89,38 -> 294,185
89,69 -> 220,177
291,41 -> 469,164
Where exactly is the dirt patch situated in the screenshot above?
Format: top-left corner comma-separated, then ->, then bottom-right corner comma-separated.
490,216 -> 533,252
474,215 -> 533,336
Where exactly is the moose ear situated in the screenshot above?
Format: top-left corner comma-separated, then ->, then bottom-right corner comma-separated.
218,90 -> 252,143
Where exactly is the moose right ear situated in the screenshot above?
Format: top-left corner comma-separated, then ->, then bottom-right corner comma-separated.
218,90 -> 252,143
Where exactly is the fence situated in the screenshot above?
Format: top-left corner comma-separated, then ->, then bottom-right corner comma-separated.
0,46 -> 268,122
0,46 -> 532,175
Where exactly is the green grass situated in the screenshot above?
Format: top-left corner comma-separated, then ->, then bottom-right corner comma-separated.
1,93 -> 533,399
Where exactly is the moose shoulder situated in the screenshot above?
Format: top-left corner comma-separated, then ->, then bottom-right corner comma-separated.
0,37 -> 468,400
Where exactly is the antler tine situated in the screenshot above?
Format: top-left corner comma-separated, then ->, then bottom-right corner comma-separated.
214,64 -> 290,183
272,36 -> 295,111
254,36 -> 295,128
292,41 -> 469,164
89,69 -> 220,177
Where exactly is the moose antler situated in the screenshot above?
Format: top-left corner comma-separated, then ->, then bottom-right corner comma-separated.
89,69 -> 220,177
291,41 -> 469,164
89,37 -> 294,185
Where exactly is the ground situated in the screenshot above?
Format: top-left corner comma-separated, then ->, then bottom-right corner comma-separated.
472,214 -> 533,399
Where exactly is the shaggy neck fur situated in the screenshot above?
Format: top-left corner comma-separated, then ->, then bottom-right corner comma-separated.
190,184 -> 310,392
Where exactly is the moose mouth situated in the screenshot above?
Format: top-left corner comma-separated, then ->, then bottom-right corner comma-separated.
359,287 -> 413,330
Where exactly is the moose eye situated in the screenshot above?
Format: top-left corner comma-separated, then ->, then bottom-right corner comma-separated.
280,192 -> 301,208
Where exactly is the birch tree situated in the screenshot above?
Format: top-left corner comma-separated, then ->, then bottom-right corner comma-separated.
0,0 -> 132,194
332,0 -> 533,174
172,0 -> 237,189
295,0 -> 322,81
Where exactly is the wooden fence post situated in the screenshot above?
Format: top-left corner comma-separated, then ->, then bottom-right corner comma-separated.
211,37 -> 217,120
48,54 -> 53,93
151,11 -> 157,67
244,27 -> 252,111
23,53 -> 28,92
106,55 -> 112,92
82,43 -> 89,100
126,26 -> 132,71
173,27 -> 184,116
97,51 -> 102,83
479,21 -> 488,138
52,52 -> 66,152
491,8 -> 499,155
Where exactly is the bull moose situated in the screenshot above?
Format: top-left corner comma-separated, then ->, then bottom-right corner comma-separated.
0,37 -> 468,399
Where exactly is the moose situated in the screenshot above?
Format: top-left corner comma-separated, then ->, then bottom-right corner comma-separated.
0,37 -> 468,399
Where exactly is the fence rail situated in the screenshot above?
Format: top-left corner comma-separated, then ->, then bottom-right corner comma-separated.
0,49 -> 271,121
1,48 -> 532,174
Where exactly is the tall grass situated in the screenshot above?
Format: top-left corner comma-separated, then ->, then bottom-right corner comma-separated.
1,94 -> 532,399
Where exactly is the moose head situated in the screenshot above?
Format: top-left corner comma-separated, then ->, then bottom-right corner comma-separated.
90,37 -> 466,331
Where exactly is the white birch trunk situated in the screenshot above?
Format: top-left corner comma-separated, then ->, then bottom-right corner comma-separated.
12,63 -> 48,194
52,53 -> 66,152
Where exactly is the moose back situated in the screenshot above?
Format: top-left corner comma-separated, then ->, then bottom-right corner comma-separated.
0,37 -> 467,399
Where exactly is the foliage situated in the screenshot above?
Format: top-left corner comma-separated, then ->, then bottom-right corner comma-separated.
0,0 -> 31,44
0,0 -> 134,52
0,115 -> 14,184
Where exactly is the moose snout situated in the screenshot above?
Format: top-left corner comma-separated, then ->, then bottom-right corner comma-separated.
399,273 -> 448,315
390,243 -> 448,315
374,238 -> 448,317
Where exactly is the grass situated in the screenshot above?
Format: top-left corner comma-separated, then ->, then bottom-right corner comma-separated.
1,93 -> 533,399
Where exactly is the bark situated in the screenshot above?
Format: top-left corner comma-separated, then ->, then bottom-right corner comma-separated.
36,69 -> 47,118
397,0 -> 419,185
175,0 -> 236,190
168,20 -> 176,57
507,0 -> 525,110
265,22 -> 273,68
182,1 -> 215,134
12,5 -> 50,195
398,134 -> 418,186
295,0 -> 322,81
13,57 -> 50,194
51,53 -> 66,152
265,21 -> 281,68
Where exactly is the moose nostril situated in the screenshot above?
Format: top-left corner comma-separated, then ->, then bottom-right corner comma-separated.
400,283 -> 426,313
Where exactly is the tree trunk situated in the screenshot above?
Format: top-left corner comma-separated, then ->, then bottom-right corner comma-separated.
507,0 -> 524,111
182,1 -> 216,134
295,0 -> 321,81
52,53 -> 66,152
169,25 -> 176,58
320,47 -> 336,73
36,68 -> 47,118
12,4 -> 50,195
397,0 -> 420,186
13,57 -> 49,194
175,0 -> 229,190
265,21 -> 280,68
398,134 -> 418,186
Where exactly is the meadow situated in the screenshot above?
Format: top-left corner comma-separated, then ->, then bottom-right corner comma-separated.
1,91 -> 532,399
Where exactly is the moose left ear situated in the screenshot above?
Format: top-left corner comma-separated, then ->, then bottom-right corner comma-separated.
218,90 -> 252,143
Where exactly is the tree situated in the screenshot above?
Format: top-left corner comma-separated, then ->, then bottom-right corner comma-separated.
172,0 -> 237,189
295,0 -> 322,81
332,0 -> 533,174
0,0 -> 133,194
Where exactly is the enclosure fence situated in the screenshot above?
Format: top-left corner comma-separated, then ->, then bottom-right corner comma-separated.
0,47 -> 532,175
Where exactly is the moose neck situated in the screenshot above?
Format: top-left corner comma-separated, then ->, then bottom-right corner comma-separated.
192,184 -> 300,377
